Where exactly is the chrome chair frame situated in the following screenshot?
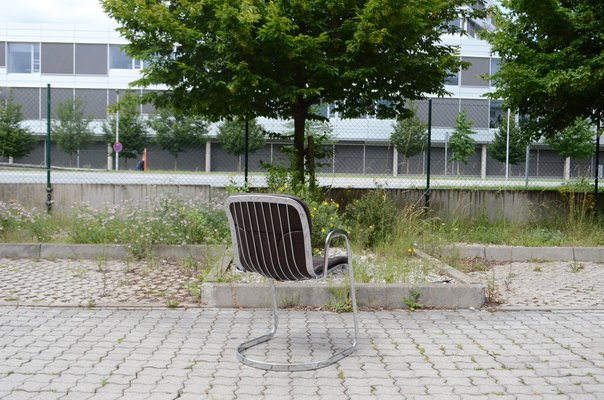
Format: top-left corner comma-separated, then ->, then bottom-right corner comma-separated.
225,193 -> 358,372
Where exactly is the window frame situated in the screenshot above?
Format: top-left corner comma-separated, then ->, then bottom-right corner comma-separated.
7,42 -> 40,74
109,44 -> 143,70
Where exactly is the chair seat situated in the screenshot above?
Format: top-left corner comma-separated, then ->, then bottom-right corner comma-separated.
313,255 -> 348,276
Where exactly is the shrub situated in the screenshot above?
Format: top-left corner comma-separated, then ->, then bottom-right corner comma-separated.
344,190 -> 399,248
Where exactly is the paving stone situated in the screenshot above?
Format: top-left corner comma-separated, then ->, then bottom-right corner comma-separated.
0,251 -> 603,400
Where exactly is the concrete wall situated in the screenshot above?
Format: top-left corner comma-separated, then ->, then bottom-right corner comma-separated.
0,183 -> 227,214
1,183 -> 600,222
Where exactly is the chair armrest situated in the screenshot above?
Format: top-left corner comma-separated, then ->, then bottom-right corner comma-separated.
323,229 -> 351,279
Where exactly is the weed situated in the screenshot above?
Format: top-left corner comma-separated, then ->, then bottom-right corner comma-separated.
101,378 -> 108,387
185,281 -> 202,300
570,262 -> 584,273
165,295 -> 181,308
279,293 -> 301,308
392,340 -> 400,350
503,265 -> 515,291
403,290 -> 423,311
533,266 -> 542,272
326,286 -> 352,313
485,271 -> 499,305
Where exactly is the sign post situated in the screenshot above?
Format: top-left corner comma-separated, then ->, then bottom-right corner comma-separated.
115,90 -> 120,171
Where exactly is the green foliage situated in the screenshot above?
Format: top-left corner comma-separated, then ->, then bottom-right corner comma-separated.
390,110 -> 427,158
52,98 -> 94,167
344,189 -> 399,248
0,98 -> 36,159
546,118 -> 594,160
217,118 -> 265,171
489,114 -> 527,165
449,110 -> 476,165
66,198 -> 229,258
149,108 -> 208,169
265,177 -> 344,250
485,0 -> 604,137
270,116 -> 334,191
103,93 -> 148,162
0,201 -> 55,242
102,0 -> 478,187
403,290 -> 423,311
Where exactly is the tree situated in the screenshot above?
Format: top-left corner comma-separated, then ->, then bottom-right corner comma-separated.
0,98 -> 36,160
546,118 -> 594,160
449,110 -> 476,171
149,108 -> 208,170
489,114 -> 527,165
101,0 -> 480,187
217,118 -> 265,172
103,93 -> 148,167
486,1 -> 604,138
390,110 -> 427,174
52,98 -> 94,168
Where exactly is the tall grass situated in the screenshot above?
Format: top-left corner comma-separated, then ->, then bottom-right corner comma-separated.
1,187 -> 603,251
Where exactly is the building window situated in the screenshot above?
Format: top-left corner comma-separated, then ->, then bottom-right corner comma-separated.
8,43 -> 40,73
445,68 -> 459,86
490,58 -> 500,86
109,45 -> 142,70
489,100 -> 504,128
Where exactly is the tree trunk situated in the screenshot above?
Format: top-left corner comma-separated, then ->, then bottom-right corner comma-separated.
174,155 -> 178,170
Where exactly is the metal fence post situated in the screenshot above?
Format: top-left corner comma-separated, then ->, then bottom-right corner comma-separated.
425,98 -> 432,209
596,117 -> 601,200
46,84 -> 52,214
244,118 -> 249,187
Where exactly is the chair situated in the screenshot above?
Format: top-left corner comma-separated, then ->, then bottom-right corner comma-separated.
225,193 -> 358,371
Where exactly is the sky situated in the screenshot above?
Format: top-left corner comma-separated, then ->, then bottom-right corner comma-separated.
0,0 -> 116,26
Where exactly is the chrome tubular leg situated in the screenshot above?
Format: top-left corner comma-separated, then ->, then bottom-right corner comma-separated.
236,278 -> 358,372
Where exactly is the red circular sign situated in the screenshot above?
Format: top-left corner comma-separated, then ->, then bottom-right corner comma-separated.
113,142 -> 123,153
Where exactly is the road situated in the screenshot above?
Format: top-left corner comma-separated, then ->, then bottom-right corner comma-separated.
0,169 -> 565,189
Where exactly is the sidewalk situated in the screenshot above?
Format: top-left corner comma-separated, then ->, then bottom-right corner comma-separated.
1,307 -> 603,399
0,253 -> 603,399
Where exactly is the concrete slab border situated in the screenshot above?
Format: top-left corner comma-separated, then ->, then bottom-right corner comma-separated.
200,282 -> 486,309
437,245 -> 604,262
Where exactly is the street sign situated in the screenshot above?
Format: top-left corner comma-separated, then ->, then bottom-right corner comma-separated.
113,142 -> 123,153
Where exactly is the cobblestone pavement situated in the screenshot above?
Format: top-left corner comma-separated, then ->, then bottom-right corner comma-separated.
467,261 -> 604,308
1,257 -> 604,399
0,258 -> 199,307
0,307 -> 602,399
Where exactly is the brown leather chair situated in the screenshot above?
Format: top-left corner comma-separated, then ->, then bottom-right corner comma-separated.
225,193 -> 358,371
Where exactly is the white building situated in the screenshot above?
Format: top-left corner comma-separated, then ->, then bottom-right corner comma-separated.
0,19 -> 591,181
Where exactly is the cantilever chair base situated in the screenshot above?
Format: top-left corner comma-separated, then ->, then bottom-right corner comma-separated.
236,281 -> 357,372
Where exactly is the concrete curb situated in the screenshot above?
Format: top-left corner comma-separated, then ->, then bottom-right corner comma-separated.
200,282 -> 485,309
0,243 -> 216,260
437,245 -> 604,262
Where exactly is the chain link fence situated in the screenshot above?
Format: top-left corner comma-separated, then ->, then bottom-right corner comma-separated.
1,85 -> 602,191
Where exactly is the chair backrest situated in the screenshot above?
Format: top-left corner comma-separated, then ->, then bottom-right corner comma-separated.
225,193 -> 316,281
